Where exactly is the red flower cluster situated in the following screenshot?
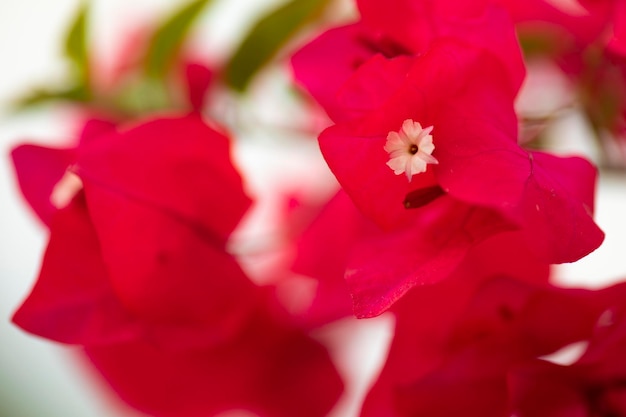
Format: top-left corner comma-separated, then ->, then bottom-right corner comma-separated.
11,113 -> 342,416
290,0 -> 626,415
9,0 -> 626,416
292,0 -> 604,317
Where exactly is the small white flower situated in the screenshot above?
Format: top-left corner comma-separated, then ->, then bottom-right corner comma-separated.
384,119 -> 438,181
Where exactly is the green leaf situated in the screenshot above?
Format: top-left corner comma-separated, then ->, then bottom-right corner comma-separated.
144,0 -> 212,78
12,84 -> 91,111
63,2 -> 90,82
12,4 -> 92,114
224,0 -> 330,92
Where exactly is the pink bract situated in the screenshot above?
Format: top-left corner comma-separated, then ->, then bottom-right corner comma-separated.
317,38 -> 602,315
84,298 -> 344,417
510,282 -> 626,417
11,114 -> 257,348
393,279 -> 626,417
292,1 -> 524,122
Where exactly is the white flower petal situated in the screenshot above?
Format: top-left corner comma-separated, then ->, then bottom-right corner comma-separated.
384,119 -> 437,181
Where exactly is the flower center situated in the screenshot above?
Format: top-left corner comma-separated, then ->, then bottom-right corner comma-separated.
384,119 -> 438,181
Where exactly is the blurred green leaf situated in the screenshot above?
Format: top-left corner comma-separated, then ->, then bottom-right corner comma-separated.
224,0 -> 331,92
64,2 -> 90,82
12,84 -> 91,111
144,0 -> 212,78
10,3 -> 92,113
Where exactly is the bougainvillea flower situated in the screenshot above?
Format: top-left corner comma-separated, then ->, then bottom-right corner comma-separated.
9,118 -> 116,227
360,231 -> 551,417
291,190 -> 379,326
290,188 -> 506,323
345,196 -> 515,317
509,360 -> 591,417
11,114 -> 257,348
291,22 -> 386,123
357,0 -> 525,89
319,42 -> 518,230
317,38 -> 602,315
292,2 -> 524,122
510,282 -> 626,417
392,279 -> 626,417
85,297 -> 344,417
11,145 -> 76,227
